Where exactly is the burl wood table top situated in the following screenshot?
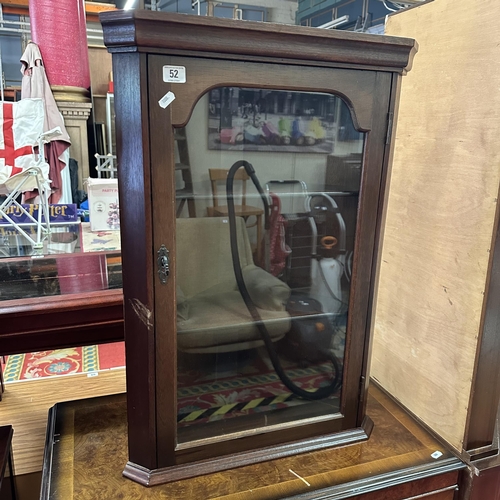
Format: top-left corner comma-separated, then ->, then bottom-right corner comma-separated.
42,385 -> 464,499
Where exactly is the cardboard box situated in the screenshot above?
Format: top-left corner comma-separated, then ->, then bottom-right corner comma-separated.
87,178 -> 120,231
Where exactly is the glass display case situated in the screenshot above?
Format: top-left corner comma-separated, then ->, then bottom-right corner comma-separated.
100,10 -> 416,486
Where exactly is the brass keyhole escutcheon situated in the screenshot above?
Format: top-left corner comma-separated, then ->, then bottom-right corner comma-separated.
157,245 -> 170,284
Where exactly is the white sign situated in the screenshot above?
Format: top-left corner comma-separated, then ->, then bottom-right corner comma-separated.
158,91 -> 176,109
163,65 -> 186,83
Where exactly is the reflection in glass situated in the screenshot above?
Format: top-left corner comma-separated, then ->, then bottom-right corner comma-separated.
176,88 -> 364,444
0,252 -> 122,301
0,123 -> 121,301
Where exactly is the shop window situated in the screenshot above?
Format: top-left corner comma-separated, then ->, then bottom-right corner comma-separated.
310,9 -> 333,27
367,0 -> 392,25
0,15 -> 23,87
242,8 -> 265,21
336,0 -> 363,29
213,4 -> 235,18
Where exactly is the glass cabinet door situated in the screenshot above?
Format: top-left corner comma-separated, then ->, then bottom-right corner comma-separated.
123,51 -> 397,477
174,88 -> 364,446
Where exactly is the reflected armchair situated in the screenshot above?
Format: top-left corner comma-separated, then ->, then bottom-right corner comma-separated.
176,217 -> 291,353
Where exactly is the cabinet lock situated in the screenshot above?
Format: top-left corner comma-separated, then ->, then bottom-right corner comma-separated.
157,245 -> 170,284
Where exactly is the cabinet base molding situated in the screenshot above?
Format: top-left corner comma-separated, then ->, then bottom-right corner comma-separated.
124,418 -> 373,486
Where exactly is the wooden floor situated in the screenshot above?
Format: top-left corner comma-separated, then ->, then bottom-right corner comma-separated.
0,368 -> 126,476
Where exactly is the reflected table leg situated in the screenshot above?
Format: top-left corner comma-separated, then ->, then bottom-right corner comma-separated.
0,357 -> 4,402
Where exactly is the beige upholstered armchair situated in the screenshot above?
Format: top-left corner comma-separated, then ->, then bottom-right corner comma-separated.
176,217 -> 291,353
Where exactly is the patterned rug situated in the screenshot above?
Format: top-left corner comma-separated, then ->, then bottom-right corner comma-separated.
3,342 -> 126,382
3,341 -> 342,426
177,347 -> 342,426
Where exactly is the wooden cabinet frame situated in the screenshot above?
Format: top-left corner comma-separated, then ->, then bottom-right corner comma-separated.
0,289 -> 123,356
101,10 -> 416,486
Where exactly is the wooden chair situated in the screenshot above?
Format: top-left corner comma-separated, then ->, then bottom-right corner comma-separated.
207,168 -> 264,263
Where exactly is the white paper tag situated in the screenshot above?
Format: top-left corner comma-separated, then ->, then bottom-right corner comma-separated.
163,65 -> 186,83
431,450 -> 443,459
87,372 -> 99,378
158,91 -> 176,109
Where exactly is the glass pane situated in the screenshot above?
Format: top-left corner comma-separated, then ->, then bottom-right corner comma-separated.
242,8 -> 265,21
213,5 -> 234,18
0,94 -> 122,302
310,10 -> 333,27
0,26 -> 23,88
0,201 -> 122,300
176,87 -> 364,445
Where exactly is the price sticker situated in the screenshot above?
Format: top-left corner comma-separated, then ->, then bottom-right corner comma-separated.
163,65 -> 186,83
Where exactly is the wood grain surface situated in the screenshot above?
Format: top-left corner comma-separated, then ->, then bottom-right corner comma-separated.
0,368 -> 126,475
88,46 -> 112,96
0,289 -> 124,357
165,56 -> 377,130
44,385 -> 463,499
100,10 -> 417,74
371,0 -> 500,452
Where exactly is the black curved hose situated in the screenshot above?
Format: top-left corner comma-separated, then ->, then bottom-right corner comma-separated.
226,160 -> 342,400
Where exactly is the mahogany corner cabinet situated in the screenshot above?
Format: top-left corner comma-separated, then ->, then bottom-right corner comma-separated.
100,10 -> 417,487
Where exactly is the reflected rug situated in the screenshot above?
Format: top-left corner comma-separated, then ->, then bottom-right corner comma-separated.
177,347 -> 342,426
3,342 -> 342,426
3,342 -> 126,382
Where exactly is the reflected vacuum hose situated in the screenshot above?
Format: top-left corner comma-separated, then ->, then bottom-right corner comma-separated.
226,160 -> 341,400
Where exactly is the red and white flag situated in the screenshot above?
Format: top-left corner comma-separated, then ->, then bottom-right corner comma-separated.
0,98 -> 44,186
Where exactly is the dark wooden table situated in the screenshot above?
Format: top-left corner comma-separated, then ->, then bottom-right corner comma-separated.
0,425 -> 17,500
40,385 -> 465,499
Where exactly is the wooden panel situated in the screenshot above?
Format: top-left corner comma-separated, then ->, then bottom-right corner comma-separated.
465,212 -> 500,449
147,54 -> 178,467
100,10 -> 417,73
371,0 -> 500,451
465,465 -> 500,500
1,1 -> 115,21
167,57 -> 377,130
88,46 -> 112,96
0,289 -> 124,356
112,51 -> 157,470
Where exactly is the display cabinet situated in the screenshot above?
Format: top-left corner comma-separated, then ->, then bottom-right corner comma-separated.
100,10 -> 416,486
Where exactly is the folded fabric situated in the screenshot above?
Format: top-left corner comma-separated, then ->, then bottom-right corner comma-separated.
242,265 -> 290,310
177,290 -> 290,352
190,264 -> 290,312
